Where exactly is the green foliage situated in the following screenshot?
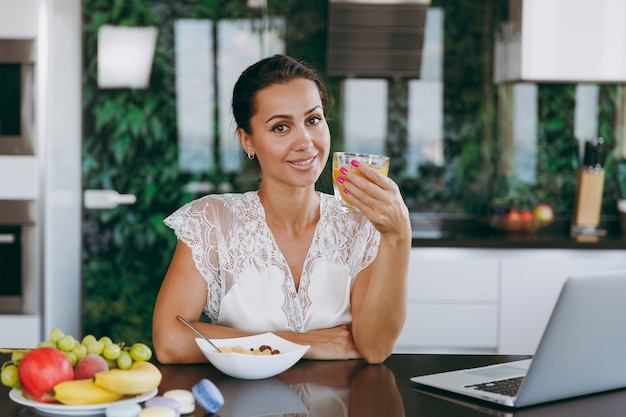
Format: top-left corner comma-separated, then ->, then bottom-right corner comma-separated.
82,0 -> 192,345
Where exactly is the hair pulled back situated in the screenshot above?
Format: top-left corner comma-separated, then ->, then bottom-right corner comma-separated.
232,54 -> 330,134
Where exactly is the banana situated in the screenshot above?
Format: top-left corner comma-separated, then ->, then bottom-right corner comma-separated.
53,379 -> 123,405
93,361 -> 162,395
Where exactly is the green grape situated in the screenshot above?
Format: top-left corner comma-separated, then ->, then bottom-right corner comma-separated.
64,351 -> 77,366
129,343 -> 152,362
36,340 -> 55,348
102,343 -> 121,360
105,358 -> 117,369
49,328 -> 65,344
99,336 -> 113,346
116,350 -> 133,370
1,364 -> 19,388
11,351 -> 27,366
86,341 -> 104,355
57,335 -> 77,352
71,343 -> 88,361
81,334 -> 97,345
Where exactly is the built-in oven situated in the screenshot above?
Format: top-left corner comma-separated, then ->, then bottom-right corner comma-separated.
0,39 -> 35,156
0,225 -> 21,307
0,201 -> 38,314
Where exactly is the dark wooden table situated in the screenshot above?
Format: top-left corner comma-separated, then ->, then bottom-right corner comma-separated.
3,353 -> 626,416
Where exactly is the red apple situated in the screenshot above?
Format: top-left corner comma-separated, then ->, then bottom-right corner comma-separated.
18,347 -> 74,402
74,354 -> 109,380
504,208 -> 521,221
519,209 -> 533,222
533,203 -> 554,222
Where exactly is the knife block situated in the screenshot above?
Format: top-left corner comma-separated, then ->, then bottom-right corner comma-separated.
572,167 -> 604,229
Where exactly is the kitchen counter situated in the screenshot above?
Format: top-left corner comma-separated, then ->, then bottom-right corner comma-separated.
6,352 -> 626,416
411,214 -> 626,249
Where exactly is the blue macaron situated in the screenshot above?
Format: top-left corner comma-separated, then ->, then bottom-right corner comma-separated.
192,379 -> 224,414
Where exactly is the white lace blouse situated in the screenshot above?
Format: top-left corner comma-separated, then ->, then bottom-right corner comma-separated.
163,191 -> 380,333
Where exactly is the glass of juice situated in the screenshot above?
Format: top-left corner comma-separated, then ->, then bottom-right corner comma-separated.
332,152 -> 390,213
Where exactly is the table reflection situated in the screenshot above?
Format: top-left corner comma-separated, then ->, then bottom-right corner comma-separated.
213,360 -> 405,417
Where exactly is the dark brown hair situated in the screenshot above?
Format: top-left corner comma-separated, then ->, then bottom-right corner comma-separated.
231,54 -> 331,134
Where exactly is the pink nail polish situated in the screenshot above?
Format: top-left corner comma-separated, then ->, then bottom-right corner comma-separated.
350,160 -> 360,168
340,167 -> 348,175
342,188 -> 350,195
337,176 -> 345,184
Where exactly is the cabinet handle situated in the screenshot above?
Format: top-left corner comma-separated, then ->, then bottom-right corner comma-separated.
83,190 -> 137,209
0,234 -> 16,244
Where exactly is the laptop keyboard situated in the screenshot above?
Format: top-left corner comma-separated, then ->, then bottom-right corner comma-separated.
465,376 -> 524,397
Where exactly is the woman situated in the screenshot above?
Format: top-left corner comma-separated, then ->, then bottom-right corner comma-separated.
153,54 -> 411,364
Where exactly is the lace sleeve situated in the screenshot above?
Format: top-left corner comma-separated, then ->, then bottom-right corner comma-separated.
351,217 -> 381,277
163,196 -> 221,293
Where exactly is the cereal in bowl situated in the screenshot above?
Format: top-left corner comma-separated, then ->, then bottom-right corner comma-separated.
218,345 -> 280,355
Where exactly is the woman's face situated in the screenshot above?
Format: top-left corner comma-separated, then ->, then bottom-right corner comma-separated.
239,78 -> 330,190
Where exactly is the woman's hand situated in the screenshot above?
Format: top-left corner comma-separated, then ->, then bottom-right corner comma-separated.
276,325 -> 362,360
337,160 -> 411,240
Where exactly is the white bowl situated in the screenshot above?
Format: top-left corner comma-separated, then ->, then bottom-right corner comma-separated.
195,333 -> 310,380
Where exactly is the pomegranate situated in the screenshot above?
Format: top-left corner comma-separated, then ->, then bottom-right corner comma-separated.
18,347 -> 74,402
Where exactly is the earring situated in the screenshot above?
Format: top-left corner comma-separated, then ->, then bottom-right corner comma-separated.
247,152 -> 255,160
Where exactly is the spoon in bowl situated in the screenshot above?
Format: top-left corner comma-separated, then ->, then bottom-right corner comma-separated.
176,315 -> 222,353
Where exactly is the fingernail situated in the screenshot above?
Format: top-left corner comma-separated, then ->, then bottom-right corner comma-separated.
337,176 -> 345,184
340,167 -> 348,175
342,188 -> 350,195
350,160 -> 360,168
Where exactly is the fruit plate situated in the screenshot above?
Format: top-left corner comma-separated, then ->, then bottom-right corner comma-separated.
484,217 -> 553,233
9,387 -> 158,416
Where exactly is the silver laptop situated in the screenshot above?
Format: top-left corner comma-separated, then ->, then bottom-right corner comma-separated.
411,270 -> 626,408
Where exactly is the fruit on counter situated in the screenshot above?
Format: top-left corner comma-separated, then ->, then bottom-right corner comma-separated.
519,209 -> 533,221
74,354 -> 109,380
57,335 -> 78,352
103,343 -> 122,361
71,343 -> 88,362
2,327 -> 157,406
130,343 -> 153,362
94,360 -> 162,395
192,378 -> 224,414
503,208 -> 521,221
1,363 -> 19,389
533,203 -> 555,222
53,378 -> 123,405
18,347 -> 74,402
116,349 -> 134,370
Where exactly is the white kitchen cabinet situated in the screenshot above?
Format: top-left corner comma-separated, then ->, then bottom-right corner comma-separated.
498,250 -> 626,354
395,249 -> 500,353
0,316 -> 40,348
396,247 -> 626,355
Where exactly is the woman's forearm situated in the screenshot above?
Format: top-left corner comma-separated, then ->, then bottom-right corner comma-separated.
352,231 -> 411,364
153,317 -> 252,364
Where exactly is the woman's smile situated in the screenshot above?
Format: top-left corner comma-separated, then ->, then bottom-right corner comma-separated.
288,154 -> 318,169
